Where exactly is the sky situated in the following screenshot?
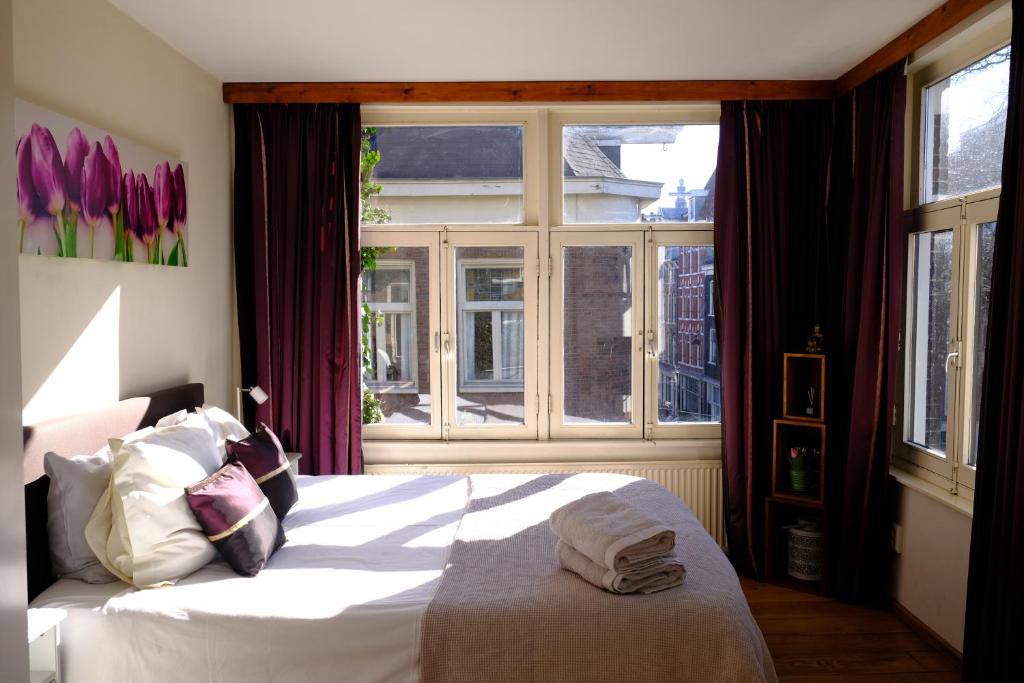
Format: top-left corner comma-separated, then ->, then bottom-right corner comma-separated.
618,125 -> 720,212
935,45 -> 1010,153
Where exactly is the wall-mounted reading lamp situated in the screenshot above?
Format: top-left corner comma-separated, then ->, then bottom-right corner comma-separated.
235,385 -> 269,422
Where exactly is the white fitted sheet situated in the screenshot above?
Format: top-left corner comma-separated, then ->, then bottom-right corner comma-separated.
32,474 -> 470,683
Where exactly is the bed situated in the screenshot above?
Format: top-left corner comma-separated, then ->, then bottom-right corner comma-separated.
24,384 -> 777,683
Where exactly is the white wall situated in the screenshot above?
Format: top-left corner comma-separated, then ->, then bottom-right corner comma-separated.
13,0 -> 233,420
0,0 -> 29,677
891,483 -> 972,652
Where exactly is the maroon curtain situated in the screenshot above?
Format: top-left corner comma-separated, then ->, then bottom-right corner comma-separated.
714,101 -> 833,576
233,104 -> 362,475
828,63 -> 907,603
963,1 -> 1024,676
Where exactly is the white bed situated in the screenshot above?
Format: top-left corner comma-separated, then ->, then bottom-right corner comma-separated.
32,472 -> 776,683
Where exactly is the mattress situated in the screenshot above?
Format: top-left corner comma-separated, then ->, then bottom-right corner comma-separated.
32,472 -> 775,683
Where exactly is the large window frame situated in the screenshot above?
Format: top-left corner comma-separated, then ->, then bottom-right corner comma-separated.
897,17 -> 1010,503
362,105 -> 721,453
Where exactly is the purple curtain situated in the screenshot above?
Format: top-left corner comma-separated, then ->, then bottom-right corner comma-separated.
828,63 -> 906,603
233,104 -> 362,476
964,1 -> 1024,676
714,101 -> 833,576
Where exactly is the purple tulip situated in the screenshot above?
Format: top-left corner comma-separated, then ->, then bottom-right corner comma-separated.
171,164 -> 186,233
80,142 -> 111,229
102,136 -> 122,214
16,135 -> 40,224
64,128 -> 89,213
136,173 -> 158,244
153,161 -> 173,230
123,170 -> 138,235
29,124 -> 67,217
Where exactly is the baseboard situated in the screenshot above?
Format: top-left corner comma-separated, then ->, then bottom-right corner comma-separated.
891,600 -> 963,661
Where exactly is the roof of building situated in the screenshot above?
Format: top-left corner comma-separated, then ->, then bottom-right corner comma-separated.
562,130 -> 626,179
371,126 -> 524,180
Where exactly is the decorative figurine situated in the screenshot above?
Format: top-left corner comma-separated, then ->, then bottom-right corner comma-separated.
805,323 -> 824,353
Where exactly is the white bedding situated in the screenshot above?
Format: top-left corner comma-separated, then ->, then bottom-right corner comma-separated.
33,474 -> 470,683
33,472 -> 770,683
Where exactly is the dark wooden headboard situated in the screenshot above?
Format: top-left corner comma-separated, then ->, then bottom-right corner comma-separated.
23,383 -> 205,602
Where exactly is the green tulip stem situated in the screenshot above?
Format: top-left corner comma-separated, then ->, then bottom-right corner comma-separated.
51,215 -> 64,258
18,219 -> 24,254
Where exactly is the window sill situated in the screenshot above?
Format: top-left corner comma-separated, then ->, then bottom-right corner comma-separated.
890,465 -> 973,518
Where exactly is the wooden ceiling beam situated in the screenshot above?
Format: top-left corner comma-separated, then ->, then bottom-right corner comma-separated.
222,80 -> 836,104
835,0 -> 1003,95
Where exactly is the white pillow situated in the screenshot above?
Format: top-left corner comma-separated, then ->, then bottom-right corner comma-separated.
86,414 -> 221,588
44,426 -> 154,583
197,404 -> 250,456
154,408 -> 189,428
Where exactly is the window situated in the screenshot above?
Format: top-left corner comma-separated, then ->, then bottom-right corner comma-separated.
364,262 -> 418,391
562,124 -> 719,224
922,45 -> 1010,204
901,35 -> 1009,497
366,125 -> 524,224
362,108 -> 719,447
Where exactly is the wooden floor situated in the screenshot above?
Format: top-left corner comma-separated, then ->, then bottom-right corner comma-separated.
741,578 -> 961,682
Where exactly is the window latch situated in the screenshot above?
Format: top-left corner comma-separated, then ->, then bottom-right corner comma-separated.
945,340 -> 961,372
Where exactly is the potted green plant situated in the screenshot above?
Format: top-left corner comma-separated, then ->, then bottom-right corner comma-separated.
788,447 -> 819,493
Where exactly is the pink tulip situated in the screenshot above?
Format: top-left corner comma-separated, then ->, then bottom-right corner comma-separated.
80,143 -> 110,229
16,135 -> 40,224
64,128 -> 89,213
136,173 -> 158,244
171,164 -> 186,233
102,136 -> 122,215
123,170 -> 138,235
153,161 -> 173,230
28,124 -> 67,217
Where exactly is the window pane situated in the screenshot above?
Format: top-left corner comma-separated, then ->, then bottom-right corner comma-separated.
562,125 -> 718,224
363,268 -> 410,304
455,246 -> 525,426
656,245 -> 719,423
563,245 -> 633,423
365,126 -> 524,224
907,231 -> 954,453
923,46 -> 1010,204
360,248 -> 431,426
969,221 -> 997,467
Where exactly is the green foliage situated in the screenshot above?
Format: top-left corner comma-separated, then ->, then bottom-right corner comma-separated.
359,127 -> 392,424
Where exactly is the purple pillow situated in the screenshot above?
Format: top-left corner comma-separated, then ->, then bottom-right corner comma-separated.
225,423 -> 297,519
185,460 -> 285,577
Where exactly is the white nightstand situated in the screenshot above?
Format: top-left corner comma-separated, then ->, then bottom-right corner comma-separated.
27,608 -> 66,683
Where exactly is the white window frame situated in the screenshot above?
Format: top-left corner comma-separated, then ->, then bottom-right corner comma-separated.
365,261 -> 419,393
361,106 -> 721,457
457,258 -> 527,392
361,232 -> 443,440
443,231 -> 539,440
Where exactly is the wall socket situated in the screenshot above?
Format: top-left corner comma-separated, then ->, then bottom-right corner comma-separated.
891,522 -> 904,554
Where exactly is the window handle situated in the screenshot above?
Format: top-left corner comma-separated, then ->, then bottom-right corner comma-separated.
434,332 -> 440,353
945,351 -> 959,372
443,332 -> 452,355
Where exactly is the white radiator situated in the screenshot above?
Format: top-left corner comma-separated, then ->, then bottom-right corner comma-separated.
365,459 -> 725,548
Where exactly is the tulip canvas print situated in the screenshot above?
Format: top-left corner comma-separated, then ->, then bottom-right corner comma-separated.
15,99 -> 188,266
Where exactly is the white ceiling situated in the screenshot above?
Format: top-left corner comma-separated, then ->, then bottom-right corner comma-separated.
110,0 -> 945,83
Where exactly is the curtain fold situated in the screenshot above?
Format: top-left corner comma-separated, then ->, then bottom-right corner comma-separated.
714,100 -> 833,577
964,0 -> 1024,676
829,63 -> 906,604
233,103 -> 362,476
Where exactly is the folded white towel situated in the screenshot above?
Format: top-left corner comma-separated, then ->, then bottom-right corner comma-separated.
549,491 -> 675,571
557,541 -> 685,594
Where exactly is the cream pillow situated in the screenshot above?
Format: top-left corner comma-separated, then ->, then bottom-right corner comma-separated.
86,414 -> 221,588
197,404 -> 250,456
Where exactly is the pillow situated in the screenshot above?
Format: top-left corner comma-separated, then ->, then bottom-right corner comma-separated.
225,424 -> 297,519
197,405 -> 250,457
44,451 -> 117,583
185,460 -> 285,576
155,408 -> 189,428
44,425 -> 155,584
85,415 -> 222,588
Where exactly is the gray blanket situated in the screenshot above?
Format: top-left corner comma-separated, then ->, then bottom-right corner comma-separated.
420,473 -> 777,683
